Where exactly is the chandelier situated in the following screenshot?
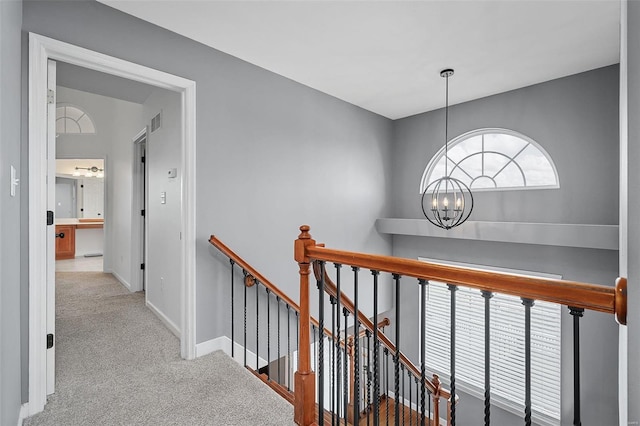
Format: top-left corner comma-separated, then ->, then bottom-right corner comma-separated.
421,69 -> 473,229
73,166 -> 104,178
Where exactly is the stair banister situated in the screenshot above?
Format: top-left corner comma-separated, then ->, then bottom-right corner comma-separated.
294,226 -> 316,426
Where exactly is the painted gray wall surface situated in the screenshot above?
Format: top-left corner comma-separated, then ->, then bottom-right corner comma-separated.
389,69 -> 620,425
626,3 -> 639,424
22,0 -> 393,351
391,65 -> 619,225
1,0 -> 23,424
144,88 -> 182,332
56,86 -> 144,288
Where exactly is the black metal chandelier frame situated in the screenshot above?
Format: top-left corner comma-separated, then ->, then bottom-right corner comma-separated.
421,69 -> 474,230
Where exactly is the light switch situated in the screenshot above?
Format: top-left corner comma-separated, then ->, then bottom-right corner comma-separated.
10,166 -> 19,197
160,191 -> 166,204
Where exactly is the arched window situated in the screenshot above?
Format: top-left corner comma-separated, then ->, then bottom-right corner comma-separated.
420,129 -> 558,193
56,105 -> 96,134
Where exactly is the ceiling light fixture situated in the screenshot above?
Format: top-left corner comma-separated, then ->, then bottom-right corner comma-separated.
421,69 -> 473,229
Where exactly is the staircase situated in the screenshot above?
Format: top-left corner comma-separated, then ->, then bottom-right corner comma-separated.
209,225 -> 627,426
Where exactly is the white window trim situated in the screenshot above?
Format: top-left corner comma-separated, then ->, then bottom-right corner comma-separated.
417,257 -> 562,426
419,128 -> 560,194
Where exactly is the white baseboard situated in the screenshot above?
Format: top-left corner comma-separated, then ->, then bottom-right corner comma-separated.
195,336 -> 268,369
111,270 -> 132,291
18,403 -> 29,426
146,300 -> 180,338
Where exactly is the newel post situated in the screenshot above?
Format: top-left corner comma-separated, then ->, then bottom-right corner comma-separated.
294,225 -> 316,426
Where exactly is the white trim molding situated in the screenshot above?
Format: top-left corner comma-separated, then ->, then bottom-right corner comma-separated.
196,336 -> 268,369
376,218 -> 619,251
28,32 -> 197,415
146,301 -> 181,338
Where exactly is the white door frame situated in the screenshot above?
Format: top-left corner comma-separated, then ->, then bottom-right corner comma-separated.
28,33 -> 197,415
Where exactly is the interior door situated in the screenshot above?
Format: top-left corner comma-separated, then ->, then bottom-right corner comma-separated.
46,59 -> 57,395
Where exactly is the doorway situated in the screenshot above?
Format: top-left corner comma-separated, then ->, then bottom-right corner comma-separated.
132,129 -> 147,292
28,33 -> 196,416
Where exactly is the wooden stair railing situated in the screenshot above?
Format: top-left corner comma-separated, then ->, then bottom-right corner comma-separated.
209,235 -> 396,425
313,262 -> 451,423
294,225 -> 627,426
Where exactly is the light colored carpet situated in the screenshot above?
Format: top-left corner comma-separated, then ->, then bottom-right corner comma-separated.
25,272 -> 295,426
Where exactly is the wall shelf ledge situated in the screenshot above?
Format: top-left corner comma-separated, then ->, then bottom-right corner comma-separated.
376,218 -> 618,251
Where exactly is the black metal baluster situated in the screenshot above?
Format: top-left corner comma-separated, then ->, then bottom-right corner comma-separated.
366,329 -> 371,426
343,307 -> 349,426
419,279 -> 428,426
335,263 -> 343,423
372,270 -> 380,426
448,284 -> 457,426
385,347 -> 390,426
256,279 -> 260,372
353,266 -> 361,424
393,274 -> 401,426
408,371 -> 412,426
427,388 -> 431,426
230,259 -> 235,358
482,291 -> 493,426
287,304 -> 291,391
243,270 -> 248,367
522,298 -> 534,426
277,296 -> 281,385
428,390 -> 432,426
415,375 -> 419,426
318,261 -> 326,426
331,295 -> 337,426
570,307 -> 584,426
401,364 -> 406,426
267,288 -> 271,381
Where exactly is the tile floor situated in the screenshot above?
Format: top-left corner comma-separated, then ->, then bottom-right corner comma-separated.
55,256 -> 103,272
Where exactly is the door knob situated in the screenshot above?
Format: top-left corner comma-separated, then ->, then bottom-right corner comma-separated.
55,232 -> 65,239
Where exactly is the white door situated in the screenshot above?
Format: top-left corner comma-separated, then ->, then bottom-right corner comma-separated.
46,59 -> 57,395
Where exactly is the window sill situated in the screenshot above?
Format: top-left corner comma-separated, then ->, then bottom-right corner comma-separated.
376,218 -> 618,251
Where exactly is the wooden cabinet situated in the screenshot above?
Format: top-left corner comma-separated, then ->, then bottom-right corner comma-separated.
55,225 -> 76,260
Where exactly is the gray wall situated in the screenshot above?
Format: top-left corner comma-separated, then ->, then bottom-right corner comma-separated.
143,88 -> 182,332
626,3 -> 639,425
1,0 -> 23,424
389,68 -> 620,426
391,66 -> 619,224
22,0 -> 392,385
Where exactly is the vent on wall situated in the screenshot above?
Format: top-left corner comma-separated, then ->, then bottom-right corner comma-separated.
151,112 -> 162,133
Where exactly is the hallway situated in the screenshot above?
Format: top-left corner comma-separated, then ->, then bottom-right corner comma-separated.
24,271 -> 294,425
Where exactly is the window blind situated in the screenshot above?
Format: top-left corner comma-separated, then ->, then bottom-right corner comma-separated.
420,262 -> 561,425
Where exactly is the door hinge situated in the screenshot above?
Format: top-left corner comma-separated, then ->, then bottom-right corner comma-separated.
141,156 -> 145,164
140,263 -> 145,270
47,89 -> 55,105
141,209 -> 145,217
47,210 -> 54,226
47,333 -> 54,349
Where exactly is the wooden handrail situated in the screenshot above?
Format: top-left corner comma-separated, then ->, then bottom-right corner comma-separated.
210,235 -> 349,348
210,235 -> 300,311
305,244 -> 626,323
313,262 -> 449,399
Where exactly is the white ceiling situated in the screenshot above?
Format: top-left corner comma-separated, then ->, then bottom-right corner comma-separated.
98,0 -> 621,119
